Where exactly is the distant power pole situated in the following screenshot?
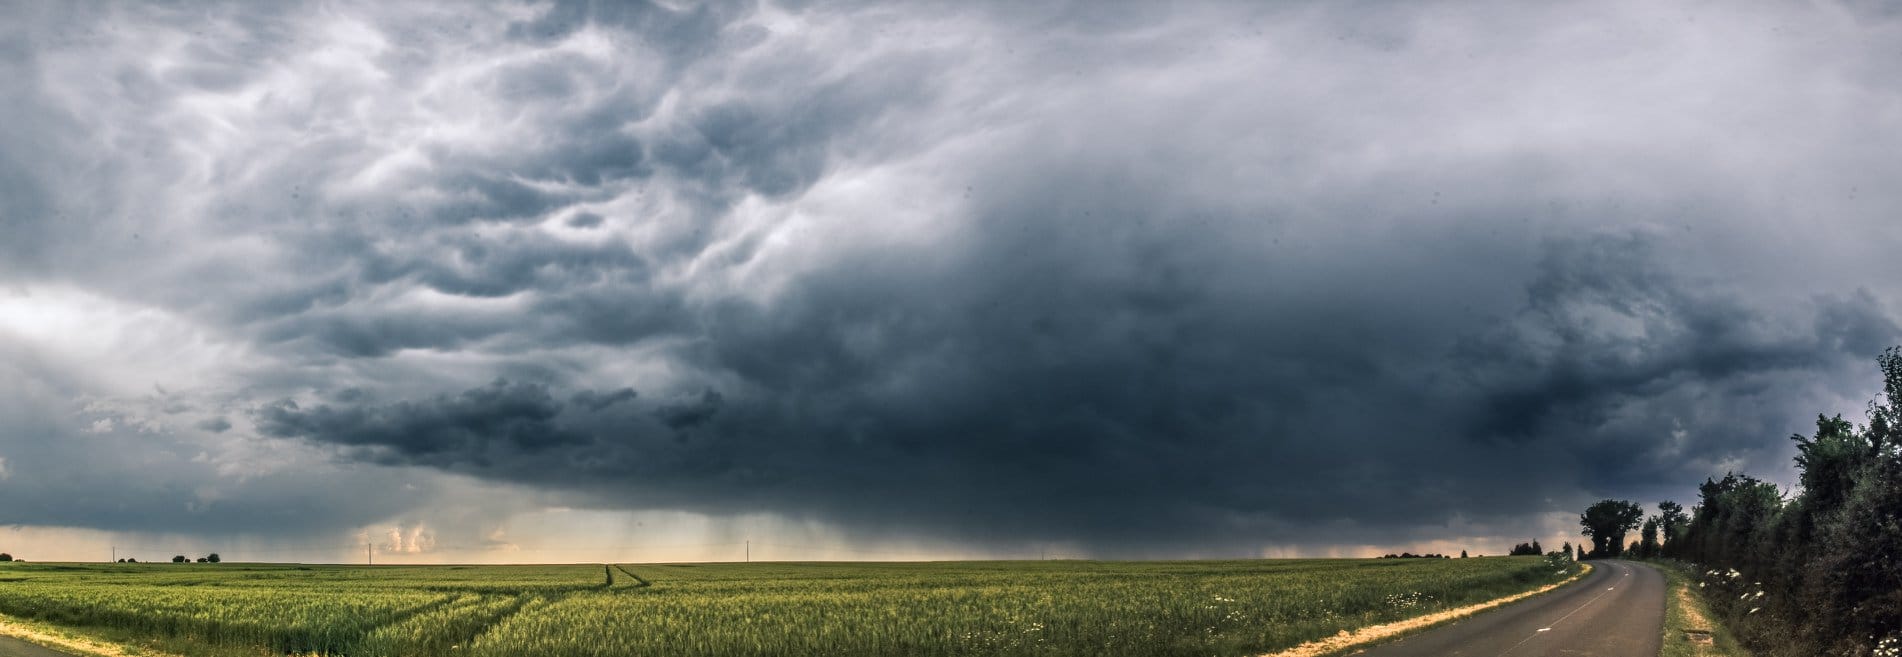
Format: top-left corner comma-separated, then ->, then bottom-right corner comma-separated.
367,543 -> 373,566
111,546 -> 115,563
745,540 -> 750,563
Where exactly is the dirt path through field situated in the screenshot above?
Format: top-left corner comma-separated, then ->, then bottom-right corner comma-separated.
0,615 -> 184,657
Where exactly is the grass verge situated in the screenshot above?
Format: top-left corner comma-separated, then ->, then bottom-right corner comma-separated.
1652,560 -> 1753,657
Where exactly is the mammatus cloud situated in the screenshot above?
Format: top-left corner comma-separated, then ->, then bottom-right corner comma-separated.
0,0 -> 1899,558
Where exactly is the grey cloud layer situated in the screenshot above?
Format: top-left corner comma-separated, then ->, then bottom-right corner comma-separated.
2,0 -> 1900,552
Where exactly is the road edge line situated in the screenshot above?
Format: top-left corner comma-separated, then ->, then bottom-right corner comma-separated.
1256,562 -> 1595,657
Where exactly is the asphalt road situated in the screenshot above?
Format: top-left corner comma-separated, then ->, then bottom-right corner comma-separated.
0,636 -> 71,657
1353,560 -> 1664,657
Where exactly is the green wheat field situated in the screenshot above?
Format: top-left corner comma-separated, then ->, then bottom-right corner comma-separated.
0,556 -> 1575,657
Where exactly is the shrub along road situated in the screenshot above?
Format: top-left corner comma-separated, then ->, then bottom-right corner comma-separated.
1354,559 -> 1664,657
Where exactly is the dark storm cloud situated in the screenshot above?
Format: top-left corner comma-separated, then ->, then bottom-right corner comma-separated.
1454,233 -> 1899,493
255,379 -> 594,459
653,389 -> 723,431
252,228 -> 1899,548
571,387 -> 638,412
1459,233 -> 1892,445
3,0 -> 1901,552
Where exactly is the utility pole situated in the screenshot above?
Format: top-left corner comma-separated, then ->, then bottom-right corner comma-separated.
111,546 -> 115,563
745,540 -> 750,563
367,543 -> 373,566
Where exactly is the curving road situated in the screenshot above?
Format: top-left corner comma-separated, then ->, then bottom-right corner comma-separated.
1353,560 -> 1664,657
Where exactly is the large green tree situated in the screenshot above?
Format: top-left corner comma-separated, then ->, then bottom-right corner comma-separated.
1638,517 -> 1660,558
1579,499 -> 1644,558
1655,500 -> 1688,555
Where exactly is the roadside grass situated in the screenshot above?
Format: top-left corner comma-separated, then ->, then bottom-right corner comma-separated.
1651,560 -> 1753,657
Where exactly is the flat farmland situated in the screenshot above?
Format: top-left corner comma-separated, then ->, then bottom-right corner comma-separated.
0,557 -> 1576,657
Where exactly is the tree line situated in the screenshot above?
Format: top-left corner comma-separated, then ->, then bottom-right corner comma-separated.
115,553 -> 220,564
1578,348 -> 1902,657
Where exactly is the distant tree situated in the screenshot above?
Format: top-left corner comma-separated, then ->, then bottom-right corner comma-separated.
1531,540 -> 1542,555
196,557 -> 207,563
1638,517 -> 1660,558
207,553 -> 220,563
1509,541 -> 1546,556
1460,550 -> 1468,558
1579,499 -> 1644,557
1562,541 -> 1574,561
171,555 -> 187,563
0,553 -> 10,562
126,558 -> 137,563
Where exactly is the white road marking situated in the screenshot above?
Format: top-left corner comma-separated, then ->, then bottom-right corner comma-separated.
1497,568 -> 1625,657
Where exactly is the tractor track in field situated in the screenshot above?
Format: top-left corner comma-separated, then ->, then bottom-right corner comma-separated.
438,594 -> 540,653
611,565 -> 652,588
371,593 -> 468,631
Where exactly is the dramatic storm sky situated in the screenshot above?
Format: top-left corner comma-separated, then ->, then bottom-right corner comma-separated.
1,0 -> 1899,563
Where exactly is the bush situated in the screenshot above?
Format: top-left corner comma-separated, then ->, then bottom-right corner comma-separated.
1662,348 -> 1902,656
